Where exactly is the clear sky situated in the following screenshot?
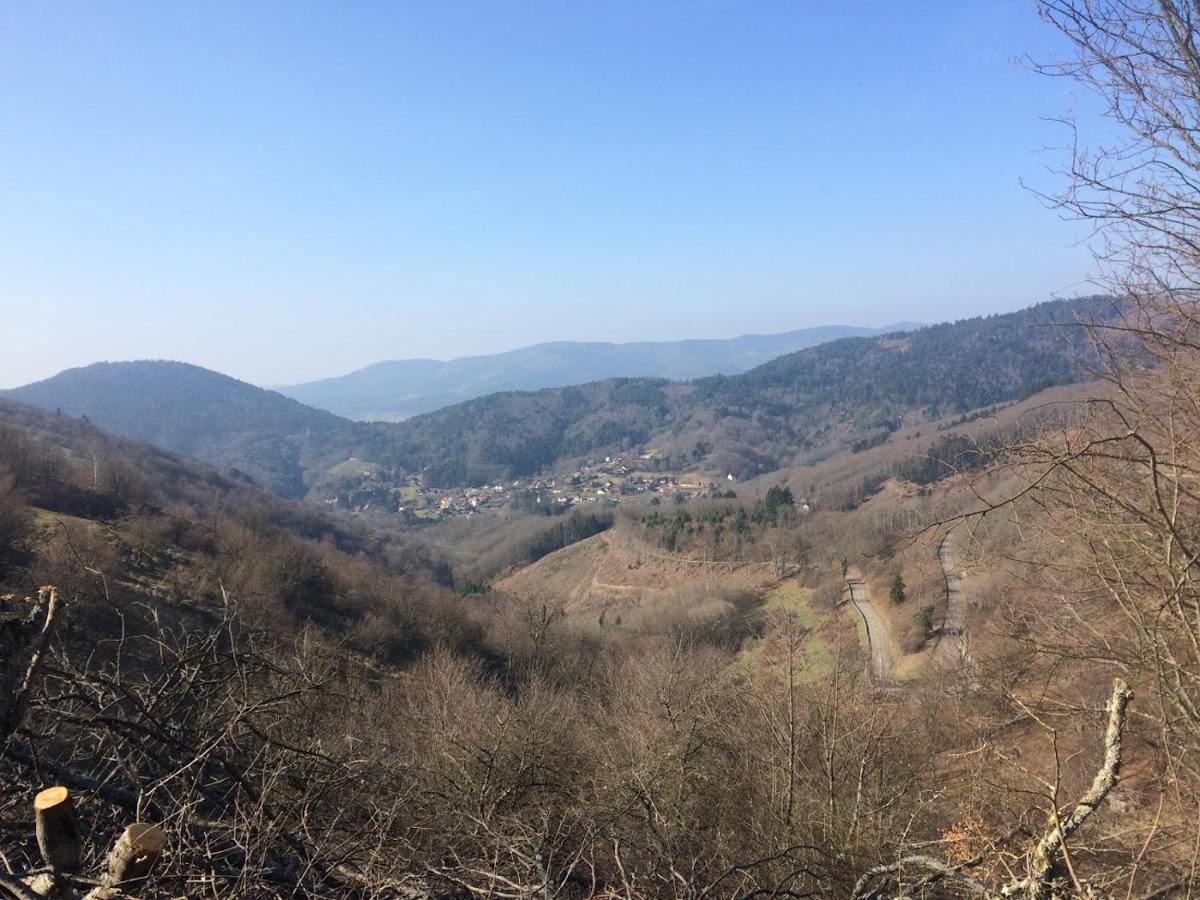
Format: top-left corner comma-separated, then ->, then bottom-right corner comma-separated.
1,1 -> 1103,388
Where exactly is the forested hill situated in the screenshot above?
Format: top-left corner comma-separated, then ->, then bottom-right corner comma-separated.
2,361 -> 364,496
731,301 -> 1087,407
370,297 -> 1110,484
3,299 -> 1111,493
282,323 -> 922,420
372,378 -> 687,487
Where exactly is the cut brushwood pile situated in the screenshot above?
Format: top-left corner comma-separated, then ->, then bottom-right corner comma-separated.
1,590 -> 167,899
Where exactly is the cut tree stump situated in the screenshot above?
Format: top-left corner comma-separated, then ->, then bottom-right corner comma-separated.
33,787 -> 81,874
90,823 -> 167,897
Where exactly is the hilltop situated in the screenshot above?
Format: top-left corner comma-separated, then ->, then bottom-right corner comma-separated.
2,361 -> 364,496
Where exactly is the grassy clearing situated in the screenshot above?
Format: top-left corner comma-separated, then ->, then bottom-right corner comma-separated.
32,508 -> 95,531
327,458 -> 380,478
738,581 -> 832,681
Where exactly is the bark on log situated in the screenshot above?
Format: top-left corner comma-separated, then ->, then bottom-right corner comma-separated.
22,873 -> 71,900
0,874 -> 42,900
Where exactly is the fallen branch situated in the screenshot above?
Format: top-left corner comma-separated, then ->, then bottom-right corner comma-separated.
0,589 -> 63,748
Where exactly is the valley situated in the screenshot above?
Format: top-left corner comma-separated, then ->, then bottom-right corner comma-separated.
0,307 -> 1193,898
2,297 -> 1109,505
321,450 -> 721,521
7,2 -> 1200,896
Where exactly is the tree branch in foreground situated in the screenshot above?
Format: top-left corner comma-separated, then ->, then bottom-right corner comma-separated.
852,677 -> 1133,899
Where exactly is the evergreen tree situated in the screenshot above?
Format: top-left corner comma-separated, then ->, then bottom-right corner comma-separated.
763,484 -> 794,523
917,605 -> 935,640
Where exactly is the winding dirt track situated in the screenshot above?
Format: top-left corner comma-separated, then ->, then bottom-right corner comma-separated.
846,578 -> 893,680
933,535 -> 968,669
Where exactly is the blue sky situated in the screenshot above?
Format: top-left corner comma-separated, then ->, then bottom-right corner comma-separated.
1,1 -> 1104,387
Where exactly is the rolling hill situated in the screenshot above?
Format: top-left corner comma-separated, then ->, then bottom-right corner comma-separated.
1,361 -> 363,496
2,299 -> 1111,494
371,298 -> 1111,484
281,323 -> 922,420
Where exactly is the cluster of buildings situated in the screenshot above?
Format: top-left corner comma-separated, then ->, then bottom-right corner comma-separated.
325,451 -> 731,520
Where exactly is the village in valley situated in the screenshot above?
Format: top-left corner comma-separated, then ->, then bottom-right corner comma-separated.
321,450 -> 736,521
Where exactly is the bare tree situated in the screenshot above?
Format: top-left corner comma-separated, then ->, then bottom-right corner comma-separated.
884,3 -> 1200,893
1032,0 -> 1200,310
852,678 -> 1133,899
1027,0 -> 1200,787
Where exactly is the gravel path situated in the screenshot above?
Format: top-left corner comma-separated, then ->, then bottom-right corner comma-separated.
846,577 -> 893,680
933,535 -> 968,669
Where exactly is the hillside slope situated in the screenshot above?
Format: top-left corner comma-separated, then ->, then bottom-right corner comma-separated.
283,323 -> 922,420
2,361 -> 361,496
370,297 -> 1110,484
0,326 -> 1183,897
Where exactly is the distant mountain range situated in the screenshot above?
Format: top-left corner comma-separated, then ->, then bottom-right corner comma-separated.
281,324 -> 924,420
1,302 -> 1109,496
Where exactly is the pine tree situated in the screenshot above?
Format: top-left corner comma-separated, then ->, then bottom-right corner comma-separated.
917,605 -> 935,640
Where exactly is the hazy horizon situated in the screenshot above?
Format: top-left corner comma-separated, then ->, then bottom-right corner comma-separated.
5,316 -> 935,391
2,1 -> 1108,387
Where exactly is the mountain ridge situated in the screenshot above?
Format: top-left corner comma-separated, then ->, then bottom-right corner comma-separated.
1,300 -> 1109,494
281,323 -> 924,420
377,298 -> 1107,486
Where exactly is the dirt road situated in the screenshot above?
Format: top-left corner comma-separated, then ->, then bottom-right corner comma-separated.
846,578 -> 893,680
933,535 -> 968,669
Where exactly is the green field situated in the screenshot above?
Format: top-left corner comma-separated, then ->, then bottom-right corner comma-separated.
327,458 -> 381,478
737,582 -> 831,681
